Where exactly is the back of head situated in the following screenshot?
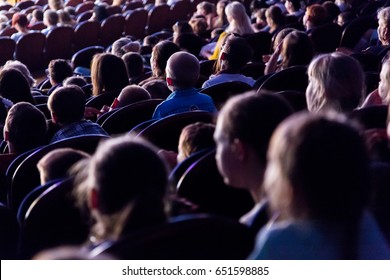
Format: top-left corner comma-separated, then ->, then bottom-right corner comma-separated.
0,68 -> 34,104
37,148 -> 90,185
220,34 -> 253,72
63,76 -> 87,88
48,85 -> 86,125
305,4 -> 327,27
281,31 -> 314,68
141,80 -> 171,99
3,60 -> 36,88
117,85 -> 151,107
91,53 -> 129,96
266,112 -> 369,222
87,135 -> 168,232
266,5 -> 285,26
48,59 -> 73,85
44,10 -> 59,26
111,38 -> 132,57
12,12 -> 28,28
306,52 -> 364,113
166,51 -> 200,89
122,52 -> 144,78
219,91 -> 293,163
322,1 -> 340,23
151,41 -> 180,78
5,102 -> 48,153
174,33 -> 204,58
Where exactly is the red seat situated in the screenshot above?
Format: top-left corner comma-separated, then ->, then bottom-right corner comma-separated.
100,14 -> 125,47
146,4 -> 170,35
124,8 -> 148,39
28,21 -> 46,31
76,10 -> 93,23
65,0 -> 83,7
15,0 -> 35,10
71,45 -> 105,69
106,5 -> 122,16
45,26 -> 74,62
0,27 -> 17,37
169,0 -> 191,26
74,20 -> 101,51
0,37 -> 15,66
122,1 -> 144,12
15,32 -> 46,72
75,1 -> 94,15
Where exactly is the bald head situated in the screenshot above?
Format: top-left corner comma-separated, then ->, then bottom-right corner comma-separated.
166,51 -> 200,89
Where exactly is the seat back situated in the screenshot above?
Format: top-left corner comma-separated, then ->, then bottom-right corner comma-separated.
20,179 -> 89,259
339,16 -> 377,49
101,99 -> 163,135
74,21 -> 101,51
349,105 -> 388,130
276,90 -> 307,112
0,203 -> 19,259
244,31 -> 272,62
15,0 -> 35,10
137,111 -> 215,151
90,213 -> 255,260
146,4 -> 170,34
45,26 -> 75,61
76,10 -> 93,23
15,32 -> 46,72
8,135 -> 109,210
124,8 -> 148,39
85,90 -> 120,109
200,81 -> 252,109
65,0 -> 83,7
28,21 -> 46,31
169,0 -> 191,26
100,14 -> 125,47
177,150 -> 254,220
71,45 -> 104,69
75,1 -> 94,15
310,23 -> 342,53
123,1 -> 144,12
0,37 -> 15,66
259,65 -> 308,92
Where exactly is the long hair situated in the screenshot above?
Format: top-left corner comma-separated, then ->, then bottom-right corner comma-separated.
225,2 -> 254,35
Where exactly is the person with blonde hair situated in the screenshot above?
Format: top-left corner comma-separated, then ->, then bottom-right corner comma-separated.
306,52 -> 364,113
362,58 -> 390,107
202,1 -> 254,60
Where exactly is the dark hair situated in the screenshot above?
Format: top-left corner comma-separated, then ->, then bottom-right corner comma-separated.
48,86 -> 86,124
281,31 -> 314,69
5,102 -> 47,153
12,13 -> 28,27
151,41 -> 180,78
48,59 -> 73,84
122,52 -> 144,78
220,91 -> 293,163
93,5 -> 108,22
220,34 -> 253,72
179,122 -> 215,159
0,68 -> 34,104
91,53 -> 129,96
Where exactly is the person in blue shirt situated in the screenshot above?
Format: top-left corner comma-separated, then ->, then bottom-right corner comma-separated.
152,51 -> 217,119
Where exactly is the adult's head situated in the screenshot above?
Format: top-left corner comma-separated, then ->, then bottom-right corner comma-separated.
165,51 -> 200,91
303,4 -> 327,31
0,68 -> 34,104
141,79 -> 171,99
177,122 -> 215,163
37,148 -> 90,185
3,60 -> 35,88
378,7 -> 390,46
280,30 -> 313,69
11,13 -> 28,29
48,59 -> 73,86
214,91 -> 293,199
225,1 -> 254,35
117,85 -> 151,107
264,112 -> 369,223
122,52 -> 144,78
306,52 -> 364,113
43,9 -> 59,27
150,40 -> 180,79
4,102 -> 48,154
86,135 -> 169,240
265,5 -> 285,31
48,0 -> 64,11
111,37 -> 132,57
48,85 -> 85,125
91,53 -> 129,96
285,0 -> 301,14
218,34 -> 253,72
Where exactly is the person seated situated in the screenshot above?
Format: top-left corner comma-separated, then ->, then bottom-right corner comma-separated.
28,9 -> 44,27
89,4 -> 109,23
37,148 -> 90,185
152,51 -> 217,119
141,79 -> 171,100
0,68 -> 35,104
214,91 -> 293,233
111,38 -> 141,57
10,13 -> 30,42
2,60 -> 36,89
100,85 -> 151,114
46,59 -> 73,95
306,52 -> 364,113
0,102 -> 48,201
177,122 -> 215,163
80,135 -> 169,247
249,112 -> 390,259
194,1 -> 218,31
303,4 -> 327,33
362,57 -> 390,107
261,5 -> 285,38
121,52 -> 145,84
41,10 -> 59,36
63,76 -> 87,89
48,86 -> 108,143
57,9 -> 76,27
202,34 -> 255,88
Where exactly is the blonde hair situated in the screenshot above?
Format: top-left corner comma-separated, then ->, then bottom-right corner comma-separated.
306,52 -> 364,113
225,2 -> 254,35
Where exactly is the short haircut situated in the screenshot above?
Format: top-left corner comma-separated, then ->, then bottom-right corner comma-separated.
219,91 -> 293,163
3,60 -> 36,88
166,51 -> 200,89
37,148 -> 90,185
117,85 -> 151,107
141,79 -> 171,99
48,59 -> 73,84
0,68 -> 34,104
48,85 -> 86,124
151,41 -> 180,78
178,122 -> 215,160
220,34 -> 253,72
44,10 -> 59,26
5,102 -> 48,153
63,76 -> 87,88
